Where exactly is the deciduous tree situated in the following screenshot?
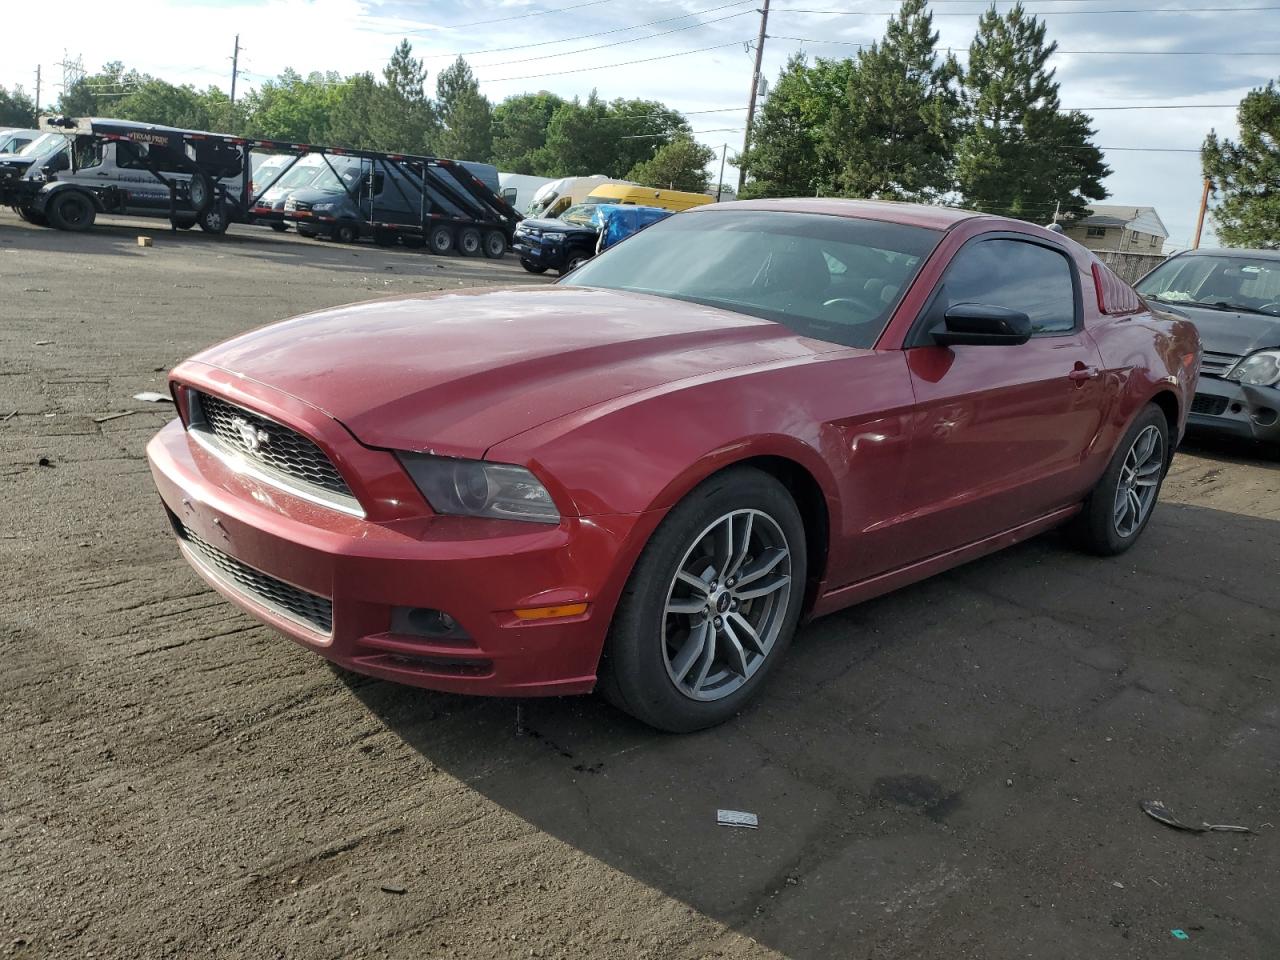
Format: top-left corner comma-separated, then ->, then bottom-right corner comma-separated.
626,136 -> 715,192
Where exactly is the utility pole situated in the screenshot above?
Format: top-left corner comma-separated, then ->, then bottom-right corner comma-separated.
717,143 -> 727,201
229,34 -> 241,107
34,65 -> 41,114
1192,177 -> 1210,249
737,0 -> 770,193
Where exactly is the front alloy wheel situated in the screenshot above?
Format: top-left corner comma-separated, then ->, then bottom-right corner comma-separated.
662,510 -> 792,701
601,466 -> 806,732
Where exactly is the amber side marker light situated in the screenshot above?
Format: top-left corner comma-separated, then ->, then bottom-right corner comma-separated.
512,603 -> 589,621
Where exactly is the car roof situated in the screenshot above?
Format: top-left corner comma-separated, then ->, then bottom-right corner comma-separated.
1174,247 -> 1280,262
690,197 -> 987,231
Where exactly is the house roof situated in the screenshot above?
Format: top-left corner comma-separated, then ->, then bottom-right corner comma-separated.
1073,204 -> 1169,239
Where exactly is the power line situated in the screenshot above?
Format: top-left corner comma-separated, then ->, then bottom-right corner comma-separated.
619,127 -> 744,138
482,38 -> 750,82
427,0 -> 756,59
425,0 -> 623,29
774,36 -> 1279,56
776,5 -> 1280,13
473,9 -> 754,67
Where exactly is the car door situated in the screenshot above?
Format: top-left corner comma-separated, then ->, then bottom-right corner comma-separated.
894,234 -> 1109,561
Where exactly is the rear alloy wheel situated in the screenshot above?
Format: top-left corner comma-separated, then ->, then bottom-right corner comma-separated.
600,467 -> 806,732
482,229 -> 507,259
458,226 -> 483,257
429,224 -> 454,255
47,191 -> 96,232
197,204 -> 229,234
1074,403 -> 1168,555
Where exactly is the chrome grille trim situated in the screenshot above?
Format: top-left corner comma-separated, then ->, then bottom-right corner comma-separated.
1200,350 -> 1242,379
188,392 -> 364,518
178,522 -> 333,634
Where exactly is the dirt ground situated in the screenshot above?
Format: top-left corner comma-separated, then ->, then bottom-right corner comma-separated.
2,213 -> 1278,960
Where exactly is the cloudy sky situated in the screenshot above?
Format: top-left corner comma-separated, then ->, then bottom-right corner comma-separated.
4,0 -> 1276,246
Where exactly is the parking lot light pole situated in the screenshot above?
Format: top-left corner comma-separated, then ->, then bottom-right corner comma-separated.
737,0 -> 771,194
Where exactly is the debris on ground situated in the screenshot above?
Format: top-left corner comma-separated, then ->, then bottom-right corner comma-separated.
716,809 -> 759,829
37,457 -> 52,467
1171,929 -> 1190,941
1141,799 -> 1251,834
138,237 -> 153,248
379,882 -> 408,895
94,411 -> 135,423
1,410 -> 15,422
132,391 -> 172,403
34,340 -> 52,346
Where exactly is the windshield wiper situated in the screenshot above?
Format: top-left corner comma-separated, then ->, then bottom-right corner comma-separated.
1196,300 -> 1270,315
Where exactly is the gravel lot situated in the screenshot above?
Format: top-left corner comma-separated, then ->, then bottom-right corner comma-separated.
2,213 -> 1278,960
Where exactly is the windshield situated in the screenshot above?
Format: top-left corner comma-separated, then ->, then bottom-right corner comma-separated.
559,203 -> 600,227
527,189 -> 559,217
1136,255 -> 1280,317
18,133 -> 63,158
564,209 -> 940,348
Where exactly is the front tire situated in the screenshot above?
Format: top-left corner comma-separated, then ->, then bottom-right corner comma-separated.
559,252 -> 589,276
332,220 -> 360,244
600,467 -> 806,732
1074,403 -> 1169,555
520,258 -> 548,274
47,191 -> 96,232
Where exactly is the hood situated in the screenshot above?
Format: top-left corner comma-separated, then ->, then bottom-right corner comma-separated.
188,286 -> 836,456
1157,301 -> 1280,357
519,216 -> 597,234
287,186 -> 348,205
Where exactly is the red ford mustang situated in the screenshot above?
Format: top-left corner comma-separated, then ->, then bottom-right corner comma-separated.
146,199 -> 1200,731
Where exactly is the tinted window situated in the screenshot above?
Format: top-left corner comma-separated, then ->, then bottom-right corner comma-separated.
938,238 -> 1077,334
564,210 -> 940,349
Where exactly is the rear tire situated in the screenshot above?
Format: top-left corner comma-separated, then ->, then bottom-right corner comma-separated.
428,224 -> 454,255
270,222 -> 288,233
1073,403 -> 1169,556
18,206 -> 49,226
197,204 -> 229,234
599,466 -> 807,732
458,226 -> 483,257
482,229 -> 507,259
47,191 -> 96,232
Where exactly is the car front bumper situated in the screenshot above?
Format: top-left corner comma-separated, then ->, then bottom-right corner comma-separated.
1188,376 -> 1280,444
146,418 -> 659,697
512,233 -> 563,270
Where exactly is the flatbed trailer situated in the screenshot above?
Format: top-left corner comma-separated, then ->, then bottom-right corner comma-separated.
2,116 -> 522,254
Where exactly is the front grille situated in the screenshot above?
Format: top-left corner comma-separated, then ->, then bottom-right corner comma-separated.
1191,393 -> 1230,416
1200,350 -> 1242,379
191,392 -> 358,513
178,522 -> 333,633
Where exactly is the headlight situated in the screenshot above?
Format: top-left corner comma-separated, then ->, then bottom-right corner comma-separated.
542,231 -> 565,241
1226,349 -> 1280,387
311,202 -> 335,212
398,454 -> 560,524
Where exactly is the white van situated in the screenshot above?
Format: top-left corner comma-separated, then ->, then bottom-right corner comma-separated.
525,175 -> 633,219
498,173 -> 555,216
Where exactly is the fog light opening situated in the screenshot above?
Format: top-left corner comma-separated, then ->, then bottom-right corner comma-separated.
391,606 -> 471,640
1252,406 -> 1277,426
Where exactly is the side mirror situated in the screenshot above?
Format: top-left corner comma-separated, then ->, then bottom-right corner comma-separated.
933,303 -> 1032,346
46,152 -> 70,173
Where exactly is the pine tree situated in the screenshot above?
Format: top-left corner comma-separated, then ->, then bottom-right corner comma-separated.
823,0 -> 959,200
1203,79 -> 1280,249
956,3 -> 1108,220
434,57 -> 493,161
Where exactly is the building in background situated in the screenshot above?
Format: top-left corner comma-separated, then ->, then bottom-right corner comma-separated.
1062,205 -> 1169,255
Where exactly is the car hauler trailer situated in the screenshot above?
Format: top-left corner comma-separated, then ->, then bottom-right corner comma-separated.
2,116 -> 521,255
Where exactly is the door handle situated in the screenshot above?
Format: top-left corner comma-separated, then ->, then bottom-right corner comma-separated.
1068,365 -> 1101,382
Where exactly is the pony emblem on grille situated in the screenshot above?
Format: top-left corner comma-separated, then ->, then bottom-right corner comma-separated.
231,416 -> 270,453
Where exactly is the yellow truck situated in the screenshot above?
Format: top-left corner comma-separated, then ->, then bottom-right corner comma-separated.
583,182 -> 716,212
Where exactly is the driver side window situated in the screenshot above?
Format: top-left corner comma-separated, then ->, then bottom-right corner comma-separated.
938,238 -> 1077,335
